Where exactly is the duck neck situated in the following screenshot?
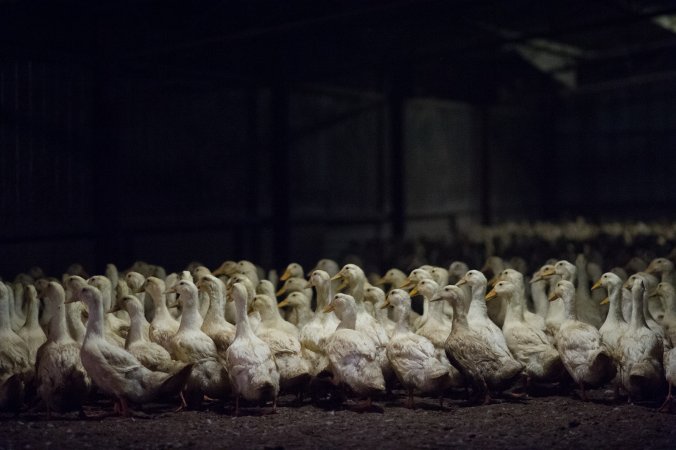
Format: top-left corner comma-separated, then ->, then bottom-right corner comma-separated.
0,292 -> 11,332
562,294 -> 577,321
421,297 -> 430,322
14,284 -> 25,320
234,296 -> 254,339
606,284 -> 625,323
126,307 -> 145,345
84,298 -> 105,339
531,280 -> 549,317
663,292 -> 676,316
373,303 -> 388,324
393,305 -> 409,335
150,290 -> 173,322
338,307 -> 357,330
504,292 -> 524,322
178,293 -> 203,332
630,286 -> 647,330
468,282 -> 488,316
24,291 -> 40,329
451,300 -> 468,329
642,288 -> 655,322
100,286 -> 112,313
204,288 -> 226,325
315,281 -> 331,311
48,301 -> 69,342
348,279 -> 365,308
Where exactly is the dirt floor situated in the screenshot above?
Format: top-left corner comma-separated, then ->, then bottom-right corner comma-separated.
2,388 -> 676,450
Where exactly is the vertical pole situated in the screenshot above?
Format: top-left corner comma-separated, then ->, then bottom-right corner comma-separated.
478,106 -> 491,225
270,82 -> 290,270
91,34 -> 121,272
388,68 -> 406,239
246,87 -> 261,262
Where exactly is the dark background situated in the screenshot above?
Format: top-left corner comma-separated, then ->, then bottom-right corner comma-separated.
1,0 -> 675,278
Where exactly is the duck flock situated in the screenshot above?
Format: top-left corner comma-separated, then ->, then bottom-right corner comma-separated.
1,232 -> 676,418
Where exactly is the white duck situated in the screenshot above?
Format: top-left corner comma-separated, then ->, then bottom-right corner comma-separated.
457,270 -> 513,357
593,273 -> 630,365
383,289 -> 454,408
410,279 -> 452,349
659,344 -> 676,412
646,257 -> 675,286
300,270 -> 338,376
624,273 -> 668,351
277,291 -> 314,330
167,280 -> 230,407
116,295 -> 182,373
17,285 -> 47,366
35,281 -> 91,415
197,274 -> 236,354
70,285 -> 193,416
489,280 -> 563,385
280,262 -> 304,282
88,275 -> 129,344
363,284 -> 396,337
549,280 -> 616,400
0,282 -> 31,412
496,269 -> 546,333
656,282 -> 676,346
249,294 -> 311,397
481,256 -> 508,327
62,275 -> 88,345
144,277 -> 180,354
333,264 -> 391,385
225,282 -> 280,415
436,284 -> 523,404
618,277 -> 664,402
375,268 -> 407,293
323,293 -> 385,408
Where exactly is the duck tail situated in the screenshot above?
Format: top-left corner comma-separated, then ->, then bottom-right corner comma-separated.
589,351 -> 616,386
158,363 -> 194,397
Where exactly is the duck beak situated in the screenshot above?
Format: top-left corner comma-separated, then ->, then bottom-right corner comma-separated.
373,277 -> 386,286
304,280 -> 313,289
529,274 -> 542,284
280,269 -> 292,281
455,277 -> 467,286
399,279 -> 413,290
409,286 -> 419,297
485,288 -> 497,301
277,298 -> 290,308
591,279 -> 602,291
488,276 -> 498,288
430,294 -> 442,302
548,291 -> 559,302
599,297 -> 609,305
331,275 -> 348,292
164,286 -> 177,295
379,299 -> 391,309
323,303 -> 335,313
540,268 -> 556,279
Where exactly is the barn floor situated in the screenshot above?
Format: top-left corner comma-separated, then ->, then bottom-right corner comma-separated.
2,388 -> 675,449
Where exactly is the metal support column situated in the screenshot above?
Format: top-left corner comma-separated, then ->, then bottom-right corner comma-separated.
270,82 -> 290,269
388,68 -> 407,238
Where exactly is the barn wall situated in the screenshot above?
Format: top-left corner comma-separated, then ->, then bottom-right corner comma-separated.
554,80 -> 676,219
1,58 -> 674,279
